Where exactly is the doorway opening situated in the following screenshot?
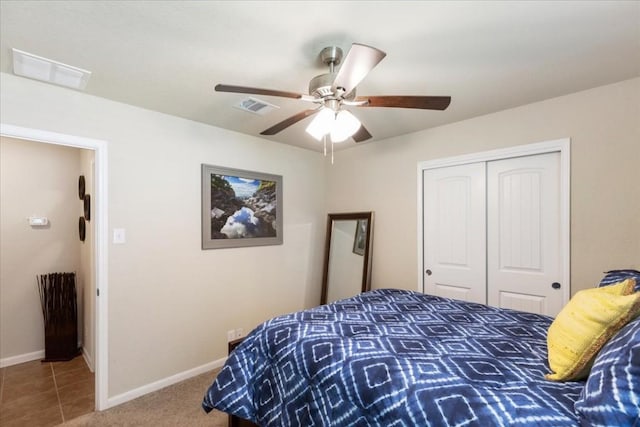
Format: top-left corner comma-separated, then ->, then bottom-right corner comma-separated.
0,123 -> 109,410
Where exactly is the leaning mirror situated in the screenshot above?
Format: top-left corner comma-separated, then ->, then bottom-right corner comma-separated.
321,212 -> 374,305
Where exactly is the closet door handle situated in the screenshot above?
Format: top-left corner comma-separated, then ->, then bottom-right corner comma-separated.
425,269 -> 432,276
551,282 -> 561,289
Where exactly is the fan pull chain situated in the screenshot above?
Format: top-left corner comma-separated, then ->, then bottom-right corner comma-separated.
331,140 -> 334,164
321,134 -> 335,165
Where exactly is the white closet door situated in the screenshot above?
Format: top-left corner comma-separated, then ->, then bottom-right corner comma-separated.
423,163 -> 486,304
487,152 -> 563,317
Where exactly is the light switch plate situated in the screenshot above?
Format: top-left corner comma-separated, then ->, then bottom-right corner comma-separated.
113,228 -> 126,244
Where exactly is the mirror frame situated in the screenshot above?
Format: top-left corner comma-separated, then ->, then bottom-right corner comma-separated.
320,211 -> 374,305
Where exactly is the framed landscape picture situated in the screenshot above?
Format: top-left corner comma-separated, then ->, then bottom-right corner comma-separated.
352,219 -> 367,256
201,164 -> 283,249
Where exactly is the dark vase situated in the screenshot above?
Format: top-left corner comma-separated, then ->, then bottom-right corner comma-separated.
38,272 -> 80,361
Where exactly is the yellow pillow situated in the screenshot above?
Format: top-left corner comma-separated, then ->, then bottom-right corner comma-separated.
546,278 -> 640,381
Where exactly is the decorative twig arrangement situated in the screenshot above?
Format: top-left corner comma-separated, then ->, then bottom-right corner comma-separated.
37,272 -> 79,361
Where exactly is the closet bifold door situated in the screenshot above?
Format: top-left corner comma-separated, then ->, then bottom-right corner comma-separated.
422,162 -> 487,304
486,152 -> 563,317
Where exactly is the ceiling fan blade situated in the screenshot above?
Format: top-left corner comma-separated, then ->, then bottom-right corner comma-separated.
260,109 -> 320,135
331,43 -> 386,95
215,84 -> 304,99
352,124 -> 372,143
355,95 -> 451,110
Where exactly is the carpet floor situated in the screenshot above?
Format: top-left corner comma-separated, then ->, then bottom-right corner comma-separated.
60,369 -> 227,426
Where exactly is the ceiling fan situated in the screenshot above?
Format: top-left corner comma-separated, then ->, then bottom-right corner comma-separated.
215,43 -> 451,144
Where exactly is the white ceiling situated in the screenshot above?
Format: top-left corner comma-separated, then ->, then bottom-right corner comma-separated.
1,1 -> 639,152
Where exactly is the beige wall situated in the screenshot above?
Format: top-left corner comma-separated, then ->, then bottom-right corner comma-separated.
0,73 -> 326,396
327,77 -> 640,294
0,137 -> 83,361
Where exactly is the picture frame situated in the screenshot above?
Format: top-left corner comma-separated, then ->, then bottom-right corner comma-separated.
201,164 -> 283,249
78,175 -> 85,199
352,219 -> 367,256
79,216 -> 86,242
83,194 -> 91,221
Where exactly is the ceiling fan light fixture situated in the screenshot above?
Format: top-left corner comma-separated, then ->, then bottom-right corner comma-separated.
330,110 -> 361,143
305,108 -> 335,140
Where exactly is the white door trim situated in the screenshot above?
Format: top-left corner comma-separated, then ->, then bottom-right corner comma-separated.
0,123 -> 109,410
417,138 -> 571,308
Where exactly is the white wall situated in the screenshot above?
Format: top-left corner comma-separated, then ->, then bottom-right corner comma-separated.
0,137 -> 82,363
327,77 -> 640,294
0,73 -> 326,397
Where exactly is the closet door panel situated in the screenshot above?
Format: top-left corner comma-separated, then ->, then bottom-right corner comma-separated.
487,152 -> 563,316
423,163 -> 486,304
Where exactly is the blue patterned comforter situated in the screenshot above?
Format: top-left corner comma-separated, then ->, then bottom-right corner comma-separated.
203,289 -> 585,426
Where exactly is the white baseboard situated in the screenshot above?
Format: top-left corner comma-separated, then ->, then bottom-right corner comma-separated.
82,347 -> 95,373
105,357 -> 227,409
0,349 -> 45,368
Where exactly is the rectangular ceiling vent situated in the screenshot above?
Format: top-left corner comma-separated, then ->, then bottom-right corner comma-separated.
12,48 -> 91,90
234,97 -> 279,116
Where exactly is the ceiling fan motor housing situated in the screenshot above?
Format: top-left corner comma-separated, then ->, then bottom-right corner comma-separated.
309,46 -> 358,101
309,73 -> 336,98
309,73 -> 357,101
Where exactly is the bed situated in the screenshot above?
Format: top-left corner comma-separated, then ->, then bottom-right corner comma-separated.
203,271 -> 640,426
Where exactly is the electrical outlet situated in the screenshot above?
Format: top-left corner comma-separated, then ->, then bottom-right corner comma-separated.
235,328 -> 244,339
227,330 -> 235,342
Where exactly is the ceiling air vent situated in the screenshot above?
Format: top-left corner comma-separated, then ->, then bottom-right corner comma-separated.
234,97 -> 279,116
12,48 -> 91,90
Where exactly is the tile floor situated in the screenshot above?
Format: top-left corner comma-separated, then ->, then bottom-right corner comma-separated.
0,355 -> 94,427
